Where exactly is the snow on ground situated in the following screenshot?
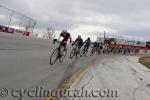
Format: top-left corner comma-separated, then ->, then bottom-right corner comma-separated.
61,55 -> 150,100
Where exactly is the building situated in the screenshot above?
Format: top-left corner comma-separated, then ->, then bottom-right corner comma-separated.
97,37 -> 146,46
146,42 -> 150,47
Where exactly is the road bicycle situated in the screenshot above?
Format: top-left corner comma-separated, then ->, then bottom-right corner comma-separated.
90,47 -> 97,56
80,45 -> 89,56
70,44 -> 81,59
50,39 -> 67,65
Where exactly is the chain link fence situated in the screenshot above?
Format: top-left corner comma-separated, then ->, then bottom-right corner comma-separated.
0,5 -> 36,33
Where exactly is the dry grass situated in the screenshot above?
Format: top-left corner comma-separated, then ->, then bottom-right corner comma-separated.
139,57 -> 150,69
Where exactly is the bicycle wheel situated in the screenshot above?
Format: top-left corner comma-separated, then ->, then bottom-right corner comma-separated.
59,50 -> 67,62
91,49 -> 95,56
80,49 -> 84,57
50,48 -> 59,65
70,49 -> 76,59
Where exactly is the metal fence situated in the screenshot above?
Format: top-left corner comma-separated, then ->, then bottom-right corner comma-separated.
0,5 -> 36,33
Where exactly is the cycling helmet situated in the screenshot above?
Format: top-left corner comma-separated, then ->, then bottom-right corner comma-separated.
78,35 -> 81,39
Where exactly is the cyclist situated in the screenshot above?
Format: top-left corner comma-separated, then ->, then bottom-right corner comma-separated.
97,42 -> 103,54
100,42 -> 103,49
83,37 -> 91,54
56,30 -> 72,51
72,35 -> 84,54
90,41 -> 99,55
101,43 -> 105,53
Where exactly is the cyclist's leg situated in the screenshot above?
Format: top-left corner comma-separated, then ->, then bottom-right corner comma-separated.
77,43 -> 82,54
96,47 -> 99,54
63,44 -> 67,51
92,47 -> 95,55
59,41 -> 65,57
95,47 -> 98,54
85,45 -> 89,54
84,45 -> 87,54
57,47 -> 62,58
78,45 -> 82,54
61,40 -> 67,51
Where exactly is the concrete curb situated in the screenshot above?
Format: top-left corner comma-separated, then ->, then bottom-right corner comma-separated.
46,62 -> 93,100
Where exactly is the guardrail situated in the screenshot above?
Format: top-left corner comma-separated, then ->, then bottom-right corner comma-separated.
113,44 -> 150,50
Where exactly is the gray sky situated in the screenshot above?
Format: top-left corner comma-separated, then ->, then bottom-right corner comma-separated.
0,0 -> 150,41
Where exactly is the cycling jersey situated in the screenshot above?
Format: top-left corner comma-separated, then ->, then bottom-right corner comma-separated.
74,38 -> 83,48
85,39 -> 91,46
60,32 -> 71,42
59,32 -> 71,51
93,42 -> 99,48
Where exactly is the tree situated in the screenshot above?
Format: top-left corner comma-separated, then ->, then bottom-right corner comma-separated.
47,26 -> 55,40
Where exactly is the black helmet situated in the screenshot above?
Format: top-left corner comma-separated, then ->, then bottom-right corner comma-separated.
78,35 -> 81,38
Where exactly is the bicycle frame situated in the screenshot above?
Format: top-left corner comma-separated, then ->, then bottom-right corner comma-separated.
70,44 -> 80,59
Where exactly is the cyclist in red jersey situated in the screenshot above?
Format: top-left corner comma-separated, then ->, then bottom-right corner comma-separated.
57,30 -> 72,51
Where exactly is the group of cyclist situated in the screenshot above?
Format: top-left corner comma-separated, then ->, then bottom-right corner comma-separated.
56,30 -> 92,56
55,30 -> 140,57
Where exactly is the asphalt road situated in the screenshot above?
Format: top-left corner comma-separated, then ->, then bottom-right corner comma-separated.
0,32 -> 99,100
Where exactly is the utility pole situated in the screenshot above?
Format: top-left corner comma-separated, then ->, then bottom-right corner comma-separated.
104,31 -> 106,43
104,31 -> 106,39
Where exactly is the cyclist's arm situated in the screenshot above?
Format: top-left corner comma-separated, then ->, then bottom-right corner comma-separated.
73,38 -> 77,45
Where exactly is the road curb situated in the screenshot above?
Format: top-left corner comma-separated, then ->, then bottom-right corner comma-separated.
46,62 -> 93,100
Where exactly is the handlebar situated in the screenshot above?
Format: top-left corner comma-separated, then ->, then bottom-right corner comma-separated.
53,39 -> 60,44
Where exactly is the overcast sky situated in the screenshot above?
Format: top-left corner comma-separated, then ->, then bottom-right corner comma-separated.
0,0 -> 150,41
